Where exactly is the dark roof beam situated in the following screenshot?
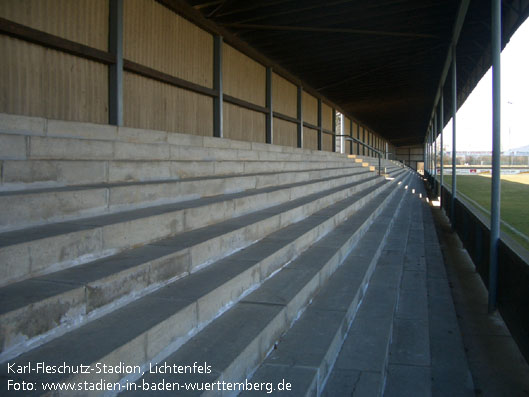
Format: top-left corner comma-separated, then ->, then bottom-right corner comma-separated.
192,0 -> 222,10
220,23 -> 439,39
316,43 -> 444,91
214,0 -> 298,18
206,0 -> 237,18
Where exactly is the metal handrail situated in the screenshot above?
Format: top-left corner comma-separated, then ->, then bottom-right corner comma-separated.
335,134 -> 385,175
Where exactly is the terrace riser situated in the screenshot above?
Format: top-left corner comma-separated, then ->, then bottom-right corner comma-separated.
1,172 -> 408,394
0,170 -> 385,286
0,167 -> 367,232
0,174 -> 399,360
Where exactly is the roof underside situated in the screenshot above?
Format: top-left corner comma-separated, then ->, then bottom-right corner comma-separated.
184,0 -> 529,146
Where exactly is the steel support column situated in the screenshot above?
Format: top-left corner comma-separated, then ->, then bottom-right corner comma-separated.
451,46 -> 457,225
434,113 -> 438,189
440,94 -> 444,203
357,124 -> 360,155
265,67 -> 273,144
317,98 -> 322,151
109,0 -> 123,126
332,108 -> 336,152
425,128 -> 430,175
297,86 -> 303,148
349,120 -> 353,155
426,129 -> 430,175
489,0 -> 502,313
213,35 -> 223,138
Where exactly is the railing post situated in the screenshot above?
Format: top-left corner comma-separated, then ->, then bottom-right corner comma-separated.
489,0 -> 501,313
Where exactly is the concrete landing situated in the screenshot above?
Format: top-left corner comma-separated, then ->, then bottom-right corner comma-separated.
324,178 -> 475,397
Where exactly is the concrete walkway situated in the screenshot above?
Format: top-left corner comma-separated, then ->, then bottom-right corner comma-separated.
431,204 -> 529,396
323,178 -> 529,396
323,177 -> 475,396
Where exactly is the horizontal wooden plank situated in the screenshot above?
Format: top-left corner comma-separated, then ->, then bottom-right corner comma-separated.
274,112 -> 299,125
123,59 -> 217,97
303,121 -> 319,131
223,94 -> 268,114
0,17 -> 115,64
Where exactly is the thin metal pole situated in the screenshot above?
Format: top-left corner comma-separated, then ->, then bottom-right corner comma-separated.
349,119 -> 353,155
489,0 -> 501,313
357,124 -> 360,155
109,0 -> 123,126
362,128 -> 366,156
213,35 -> 223,138
434,112 -> 438,191
265,67 -> 273,144
332,108 -> 337,153
317,98 -> 322,151
297,86 -> 303,148
451,45 -> 457,226
427,129 -> 430,176
429,128 -> 432,175
440,94 -> 444,204
426,129 -> 432,175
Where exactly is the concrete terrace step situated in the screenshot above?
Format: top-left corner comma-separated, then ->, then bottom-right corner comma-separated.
0,169 -> 406,360
0,113 -> 348,162
123,172 -> 412,397
0,166 -> 368,232
0,159 -> 359,190
241,174 -> 416,397
0,167 -> 392,287
321,182 -> 419,397
0,129 -> 351,163
0,171 -> 410,396
0,114 -> 356,167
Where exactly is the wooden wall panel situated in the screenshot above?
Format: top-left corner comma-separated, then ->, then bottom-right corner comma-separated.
223,44 -> 265,106
302,91 -> 317,125
223,103 -> 266,143
322,133 -> 333,152
123,72 -> 213,136
0,36 -> 108,123
303,127 -> 318,150
322,103 -> 333,131
272,72 -> 297,118
124,0 -> 213,88
0,0 -> 108,50
273,117 -> 297,147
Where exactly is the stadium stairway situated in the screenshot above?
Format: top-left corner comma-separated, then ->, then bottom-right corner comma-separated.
0,113 -> 408,396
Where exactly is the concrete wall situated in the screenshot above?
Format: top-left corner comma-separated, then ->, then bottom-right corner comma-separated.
396,145 -> 424,171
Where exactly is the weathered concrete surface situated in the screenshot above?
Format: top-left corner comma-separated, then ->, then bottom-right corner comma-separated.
431,203 -> 529,397
0,169 -> 405,366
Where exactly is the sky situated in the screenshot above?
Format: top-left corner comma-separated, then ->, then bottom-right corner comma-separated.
440,17 -> 529,152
